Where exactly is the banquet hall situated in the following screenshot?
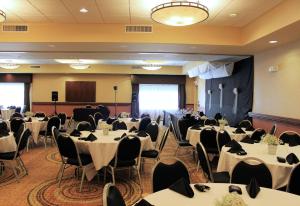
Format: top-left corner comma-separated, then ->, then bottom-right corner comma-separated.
0,0 -> 300,205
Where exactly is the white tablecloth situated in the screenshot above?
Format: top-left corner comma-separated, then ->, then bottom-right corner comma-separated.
186,126 -> 253,147
97,118 -> 140,130
144,183 -> 300,206
71,130 -> 154,180
1,109 -> 15,120
217,142 -> 300,189
25,118 -> 47,143
0,132 -> 17,153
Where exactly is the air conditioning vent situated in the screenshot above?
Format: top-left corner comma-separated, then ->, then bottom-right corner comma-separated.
131,65 -> 142,69
30,65 -> 40,68
2,25 -> 28,32
125,25 -> 152,33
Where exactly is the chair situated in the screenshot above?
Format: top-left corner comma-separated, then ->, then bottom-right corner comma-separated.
94,112 -> 104,125
10,118 -> 25,134
170,121 -> 193,156
106,117 -> 117,125
105,135 -> 142,186
156,115 -> 161,125
58,113 -> 67,131
103,183 -> 126,206
140,113 -> 150,119
286,163 -> 300,195
34,112 -> 46,118
269,124 -> 277,135
15,107 -> 21,113
216,129 -> 231,154
279,131 -> 300,145
141,128 -> 169,169
214,113 -> 223,121
139,117 -> 151,131
0,121 -> 8,131
54,134 -> 93,192
85,105 -> 92,108
250,128 -> 266,142
96,105 -> 110,120
112,120 -> 127,131
200,127 -> 218,155
76,121 -> 92,131
230,157 -> 272,188
145,121 -> 159,143
239,120 -> 252,128
152,158 -> 190,192
39,116 -> 61,148
204,118 -> 218,126
196,142 -> 230,183
88,115 -> 97,130
52,127 -> 60,141
10,112 -> 23,119
178,118 -> 190,141
0,128 -> 31,181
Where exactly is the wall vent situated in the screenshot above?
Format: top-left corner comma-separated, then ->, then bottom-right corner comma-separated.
30,65 -> 40,68
2,25 -> 28,32
125,25 -> 152,33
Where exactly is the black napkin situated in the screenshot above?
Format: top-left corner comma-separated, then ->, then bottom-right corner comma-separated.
241,136 -> 254,144
190,124 -> 201,130
85,133 -> 97,142
135,199 -> 154,206
42,116 -> 49,121
137,130 -> 148,137
234,127 -> 245,134
121,133 -> 127,138
70,129 -> 81,137
0,129 -> 9,137
246,125 -> 255,131
131,118 -> 138,122
226,140 -> 243,153
288,136 -> 300,147
286,153 -> 299,165
129,126 -> 138,132
26,117 -> 32,122
169,178 -> 194,198
246,178 -> 260,198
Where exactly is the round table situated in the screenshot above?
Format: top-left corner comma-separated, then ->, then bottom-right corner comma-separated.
1,109 -> 15,120
143,183 -> 300,206
186,126 -> 253,147
71,129 -> 154,180
25,117 -> 47,143
217,142 -> 300,189
0,132 -> 17,153
97,118 -> 140,130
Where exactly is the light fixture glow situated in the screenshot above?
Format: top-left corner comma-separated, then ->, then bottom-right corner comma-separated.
151,1 -> 209,26
142,65 -> 162,71
0,10 -> 6,22
269,40 -> 278,44
0,63 -> 20,69
80,8 -> 88,13
70,63 -> 90,70
55,59 -> 98,64
229,13 -> 237,17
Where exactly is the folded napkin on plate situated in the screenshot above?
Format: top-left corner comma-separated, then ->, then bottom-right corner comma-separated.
0,129 -> 9,137
137,130 -> 148,137
129,126 -> 138,132
85,133 -> 97,142
42,116 -> 49,121
70,129 -> 81,137
26,117 -> 32,122
114,133 -> 127,141
169,178 -> 194,198
245,125 -> 255,131
286,153 -> 299,165
121,133 -> 127,138
134,199 -> 154,206
246,178 -> 260,198
226,140 -> 244,153
234,127 -> 245,134
131,118 -> 138,122
240,136 -> 254,144
190,124 -> 201,130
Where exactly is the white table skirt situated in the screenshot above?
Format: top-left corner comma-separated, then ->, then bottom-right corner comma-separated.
186,126 -> 253,147
25,118 -> 47,143
1,109 -> 15,120
71,130 -> 154,180
217,142 -> 300,189
144,183 -> 300,206
0,132 -> 17,153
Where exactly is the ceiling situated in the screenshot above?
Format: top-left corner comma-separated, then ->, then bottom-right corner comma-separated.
0,0 -> 282,27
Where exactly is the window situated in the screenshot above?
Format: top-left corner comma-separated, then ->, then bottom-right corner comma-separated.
139,84 -> 178,117
0,83 -> 24,109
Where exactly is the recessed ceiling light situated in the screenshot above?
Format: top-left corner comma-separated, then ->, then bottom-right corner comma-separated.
229,13 -> 237,17
142,65 -> 162,71
80,8 -> 88,13
269,40 -> 278,44
0,63 -> 20,69
48,44 -> 55,48
70,63 -> 90,70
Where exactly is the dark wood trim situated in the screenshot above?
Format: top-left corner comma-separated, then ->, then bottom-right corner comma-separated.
0,73 -> 32,83
32,102 -> 131,106
249,112 -> 300,127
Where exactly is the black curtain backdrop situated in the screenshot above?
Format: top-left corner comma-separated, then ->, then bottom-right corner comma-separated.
131,84 -> 139,118
24,83 -> 31,112
178,84 -> 186,109
205,57 -> 254,126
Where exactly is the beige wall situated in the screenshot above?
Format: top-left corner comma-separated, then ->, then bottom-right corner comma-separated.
253,39 -> 300,119
185,77 -> 196,105
197,77 -> 206,112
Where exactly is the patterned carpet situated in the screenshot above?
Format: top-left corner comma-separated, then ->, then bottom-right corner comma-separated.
0,131 -> 206,206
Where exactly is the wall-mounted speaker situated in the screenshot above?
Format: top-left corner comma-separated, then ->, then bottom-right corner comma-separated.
52,91 -> 58,101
